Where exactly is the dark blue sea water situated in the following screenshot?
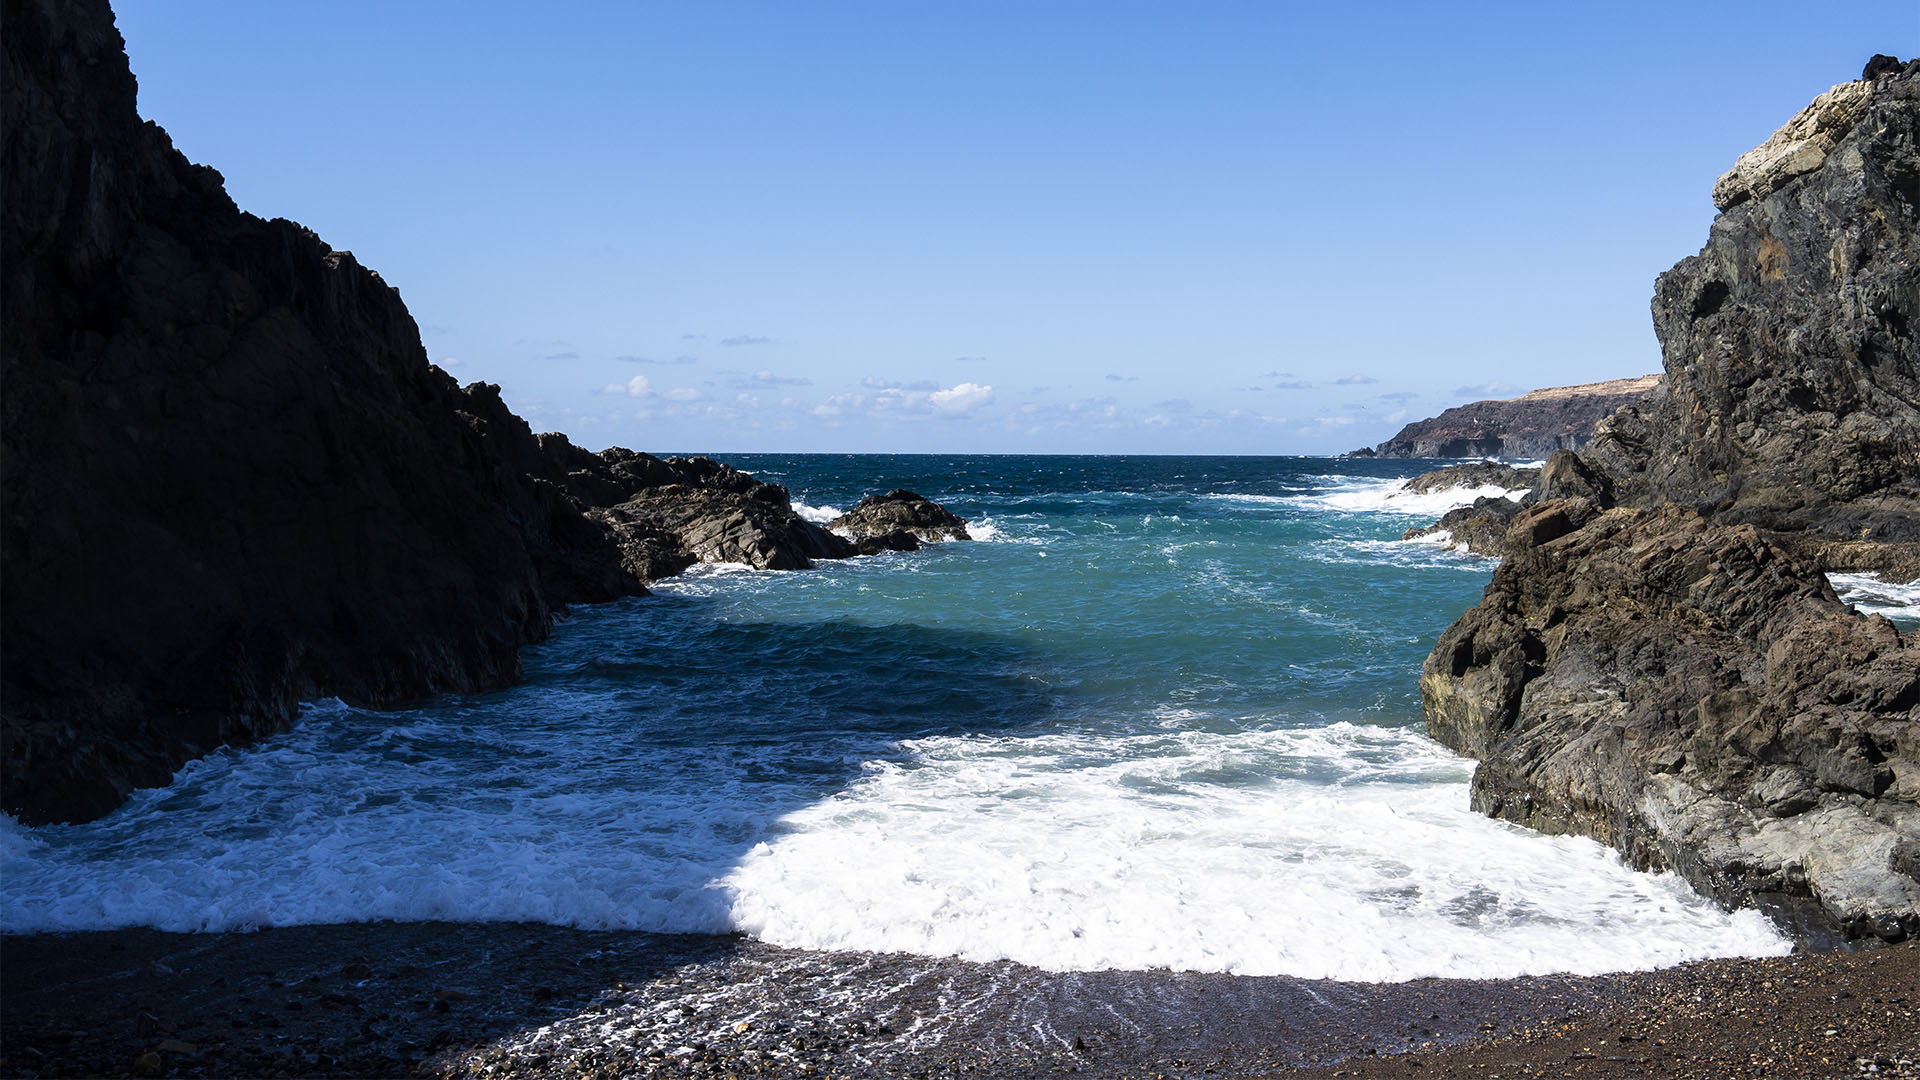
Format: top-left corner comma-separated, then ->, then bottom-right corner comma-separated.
3,456 -> 1803,980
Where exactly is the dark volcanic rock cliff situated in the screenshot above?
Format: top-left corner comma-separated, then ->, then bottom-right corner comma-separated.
1421,61 -> 1920,945
0,0 -> 647,823
1362,375 -> 1660,459
1586,69 -> 1920,569
0,0 -> 965,825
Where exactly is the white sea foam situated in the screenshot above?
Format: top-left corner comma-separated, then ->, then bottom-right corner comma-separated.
722,724 -> 1785,981
1281,477 -> 1527,518
0,711 -> 1786,980
1829,571 -> 1920,625
645,561 -> 774,598
0,700 -> 760,936
791,500 -> 844,524
963,516 -> 1051,545
1307,537 -> 1491,573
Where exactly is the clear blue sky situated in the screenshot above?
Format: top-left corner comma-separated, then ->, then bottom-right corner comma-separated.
115,2 -> 1916,455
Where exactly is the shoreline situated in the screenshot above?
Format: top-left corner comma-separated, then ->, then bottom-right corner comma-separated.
3,923 -> 1913,1078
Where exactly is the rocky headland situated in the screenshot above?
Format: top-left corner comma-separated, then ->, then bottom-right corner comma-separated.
1354,375 -> 1662,460
1414,56 -> 1920,947
0,0 -> 964,827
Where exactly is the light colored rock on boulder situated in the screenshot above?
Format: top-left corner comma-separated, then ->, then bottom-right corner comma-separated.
1712,79 -> 1875,210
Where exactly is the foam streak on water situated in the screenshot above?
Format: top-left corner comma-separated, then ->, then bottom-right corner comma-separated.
1,456 -> 1788,980
1829,571 -> 1920,627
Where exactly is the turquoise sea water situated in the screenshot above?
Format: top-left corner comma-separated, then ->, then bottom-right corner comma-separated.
0,455 -> 1792,980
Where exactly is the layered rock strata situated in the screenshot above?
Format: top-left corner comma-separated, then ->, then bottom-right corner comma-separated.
1356,375 -> 1660,459
1420,60 -> 1920,945
0,0 -> 964,825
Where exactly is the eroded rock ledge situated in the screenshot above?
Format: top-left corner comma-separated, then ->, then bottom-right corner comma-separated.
1417,57 -> 1920,946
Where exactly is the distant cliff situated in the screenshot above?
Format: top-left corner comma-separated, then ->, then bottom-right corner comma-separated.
1420,57 -> 1920,947
0,0 -> 957,825
1358,375 -> 1661,459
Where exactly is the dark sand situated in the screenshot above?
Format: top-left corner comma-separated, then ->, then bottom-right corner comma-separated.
2,924 -> 1912,1079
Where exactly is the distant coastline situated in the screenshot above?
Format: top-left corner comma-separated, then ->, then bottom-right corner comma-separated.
1350,374 -> 1662,460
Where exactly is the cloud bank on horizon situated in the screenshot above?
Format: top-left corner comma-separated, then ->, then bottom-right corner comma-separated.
111,2 -> 1915,454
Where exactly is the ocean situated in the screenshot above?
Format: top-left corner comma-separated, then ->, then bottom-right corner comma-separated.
21,452 -> 1907,986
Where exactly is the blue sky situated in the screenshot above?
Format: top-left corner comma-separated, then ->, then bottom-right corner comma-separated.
115,2 -> 1916,455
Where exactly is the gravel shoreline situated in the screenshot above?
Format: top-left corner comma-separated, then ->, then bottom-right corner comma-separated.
2,925 -> 1912,1079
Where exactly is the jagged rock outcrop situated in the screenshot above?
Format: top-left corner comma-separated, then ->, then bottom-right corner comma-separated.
600,468 -> 856,574
1402,497 -> 1529,557
0,0 -> 965,825
829,490 -> 973,554
1423,507 -> 1919,945
1358,376 -> 1661,459
0,0 -> 652,824
1586,65 -> 1920,559
1397,464 -> 1539,556
525,441 -> 865,577
1422,60 -> 1920,946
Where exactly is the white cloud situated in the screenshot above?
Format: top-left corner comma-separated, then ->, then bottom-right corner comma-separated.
813,381 -> 997,420
929,382 -> 995,414
440,356 -> 462,367
811,393 -> 863,418
606,374 -> 651,397
732,370 -> 810,388
863,376 -> 940,392
664,386 -> 701,401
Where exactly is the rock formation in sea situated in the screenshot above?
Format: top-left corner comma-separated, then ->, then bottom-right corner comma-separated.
829,490 -> 974,554
1419,57 -> 1920,946
1354,375 -> 1661,459
0,0 -> 964,826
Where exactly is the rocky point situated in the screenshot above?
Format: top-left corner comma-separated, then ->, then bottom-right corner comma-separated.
1416,56 -> 1920,946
